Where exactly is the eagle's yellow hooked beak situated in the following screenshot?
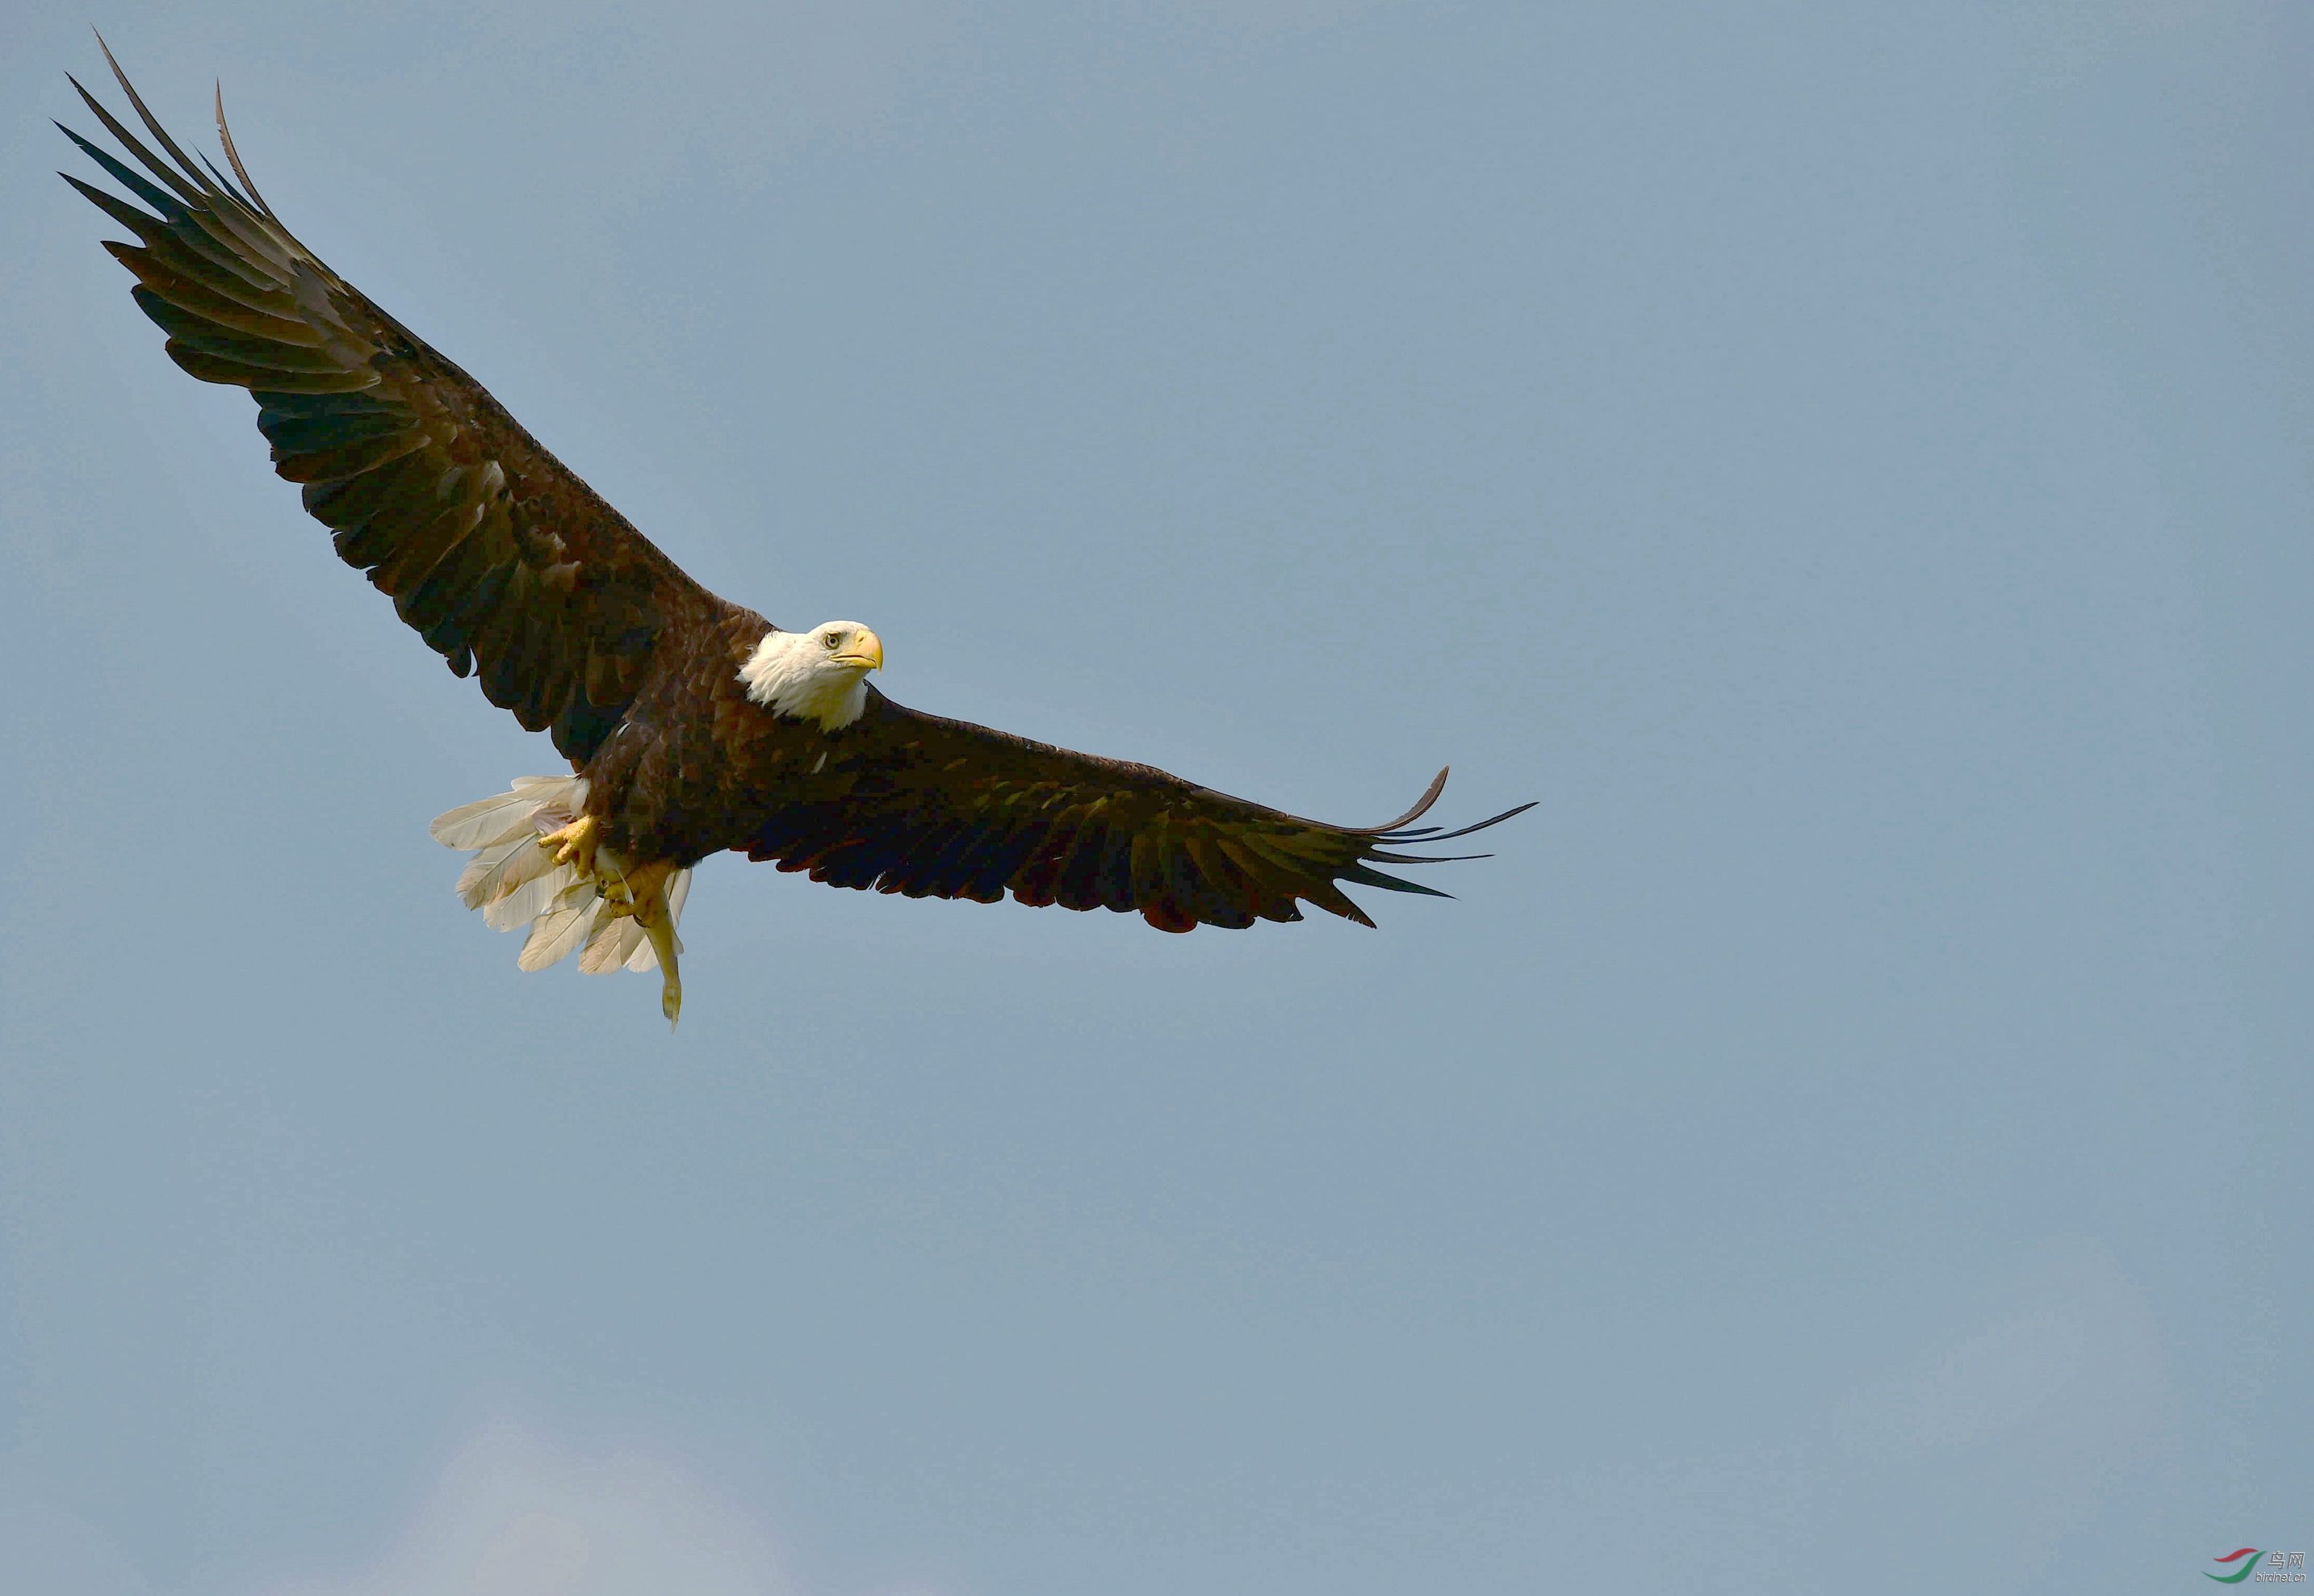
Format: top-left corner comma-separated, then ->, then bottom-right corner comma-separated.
833,629 -> 884,672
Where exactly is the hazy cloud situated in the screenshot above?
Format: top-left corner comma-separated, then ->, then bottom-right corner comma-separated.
1838,1237 -> 2163,1463
249,1421 -> 797,1596
0,1487 -> 156,1596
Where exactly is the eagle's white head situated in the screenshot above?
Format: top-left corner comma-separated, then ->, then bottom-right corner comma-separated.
739,621 -> 884,730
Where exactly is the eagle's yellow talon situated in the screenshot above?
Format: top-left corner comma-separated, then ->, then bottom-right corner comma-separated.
537,814 -> 600,875
627,857 -> 684,1029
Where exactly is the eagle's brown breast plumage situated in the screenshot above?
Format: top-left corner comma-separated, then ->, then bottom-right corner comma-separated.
61,43 -> 1529,1022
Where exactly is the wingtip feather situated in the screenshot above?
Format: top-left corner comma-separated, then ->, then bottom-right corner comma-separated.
212,77 -> 276,219
1355,766 -> 1451,835
96,35 -> 212,197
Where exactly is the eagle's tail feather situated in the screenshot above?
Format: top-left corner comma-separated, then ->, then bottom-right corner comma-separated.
580,909 -> 646,974
431,777 -> 691,977
429,774 -> 585,850
519,878 -> 601,971
487,865 -> 576,934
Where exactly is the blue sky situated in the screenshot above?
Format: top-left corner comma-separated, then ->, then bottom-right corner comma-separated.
3,3 -> 2308,1592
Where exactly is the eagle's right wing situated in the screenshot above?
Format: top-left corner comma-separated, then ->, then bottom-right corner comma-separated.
748,688 -> 1534,931
61,44 -> 729,763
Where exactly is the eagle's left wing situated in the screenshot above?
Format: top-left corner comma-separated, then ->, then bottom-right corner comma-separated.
748,688 -> 1532,931
58,46 -> 734,765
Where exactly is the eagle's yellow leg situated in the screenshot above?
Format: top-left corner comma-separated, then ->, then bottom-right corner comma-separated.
613,858 -> 684,1028
537,813 -> 601,875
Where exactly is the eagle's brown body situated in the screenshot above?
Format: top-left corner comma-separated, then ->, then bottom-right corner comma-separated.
63,47 -> 1528,1020
577,604 -> 791,869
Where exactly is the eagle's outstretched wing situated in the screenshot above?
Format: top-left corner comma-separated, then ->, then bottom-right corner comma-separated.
59,44 -> 728,763
752,688 -> 1534,931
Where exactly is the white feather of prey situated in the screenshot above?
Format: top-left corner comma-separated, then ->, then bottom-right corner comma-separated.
431,777 -> 690,976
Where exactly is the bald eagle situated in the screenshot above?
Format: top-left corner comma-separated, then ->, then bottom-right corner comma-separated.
60,47 -> 1530,1024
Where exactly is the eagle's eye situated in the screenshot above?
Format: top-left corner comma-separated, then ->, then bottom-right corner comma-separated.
823,633 -> 841,650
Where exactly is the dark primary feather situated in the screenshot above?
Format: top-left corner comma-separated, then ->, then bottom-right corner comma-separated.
59,41 -> 726,763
